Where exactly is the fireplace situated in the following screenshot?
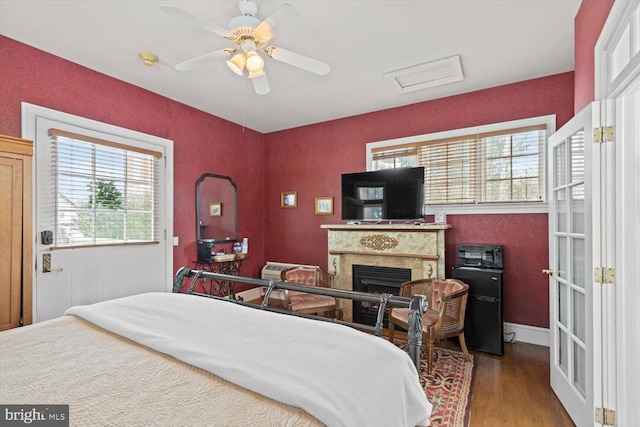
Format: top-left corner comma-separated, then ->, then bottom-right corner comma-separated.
321,223 -> 450,322
352,264 -> 411,327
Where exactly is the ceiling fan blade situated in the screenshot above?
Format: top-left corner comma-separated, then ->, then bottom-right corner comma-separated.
160,4 -> 231,38
267,47 -> 330,76
175,49 -> 232,71
254,4 -> 301,42
251,74 -> 270,95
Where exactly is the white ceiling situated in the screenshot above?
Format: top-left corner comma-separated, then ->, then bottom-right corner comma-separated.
0,0 -> 581,134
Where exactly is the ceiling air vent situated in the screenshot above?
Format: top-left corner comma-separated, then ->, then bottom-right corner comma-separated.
384,54 -> 464,94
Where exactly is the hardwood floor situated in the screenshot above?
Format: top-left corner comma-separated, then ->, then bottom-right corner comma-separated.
466,341 -> 575,426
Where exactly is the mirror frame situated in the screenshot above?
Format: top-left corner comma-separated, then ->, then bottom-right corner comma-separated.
196,173 -> 238,244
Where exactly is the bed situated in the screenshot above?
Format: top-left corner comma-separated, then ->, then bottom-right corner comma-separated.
0,273 -> 432,426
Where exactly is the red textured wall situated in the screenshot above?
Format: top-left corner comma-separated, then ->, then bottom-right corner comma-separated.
3,3 -> 610,329
0,35 -> 266,287
264,73 -> 575,328
574,0 -> 615,112
444,214 -> 549,329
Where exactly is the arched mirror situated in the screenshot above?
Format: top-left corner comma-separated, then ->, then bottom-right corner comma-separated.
196,174 -> 238,244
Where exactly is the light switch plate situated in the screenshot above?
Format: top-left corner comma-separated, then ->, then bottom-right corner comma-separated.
173,236 -> 179,246
435,211 -> 447,224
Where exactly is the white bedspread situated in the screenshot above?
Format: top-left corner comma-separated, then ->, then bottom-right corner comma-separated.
65,292 -> 432,427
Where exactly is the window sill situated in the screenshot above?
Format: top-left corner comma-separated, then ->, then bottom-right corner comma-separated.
423,203 -> 549,215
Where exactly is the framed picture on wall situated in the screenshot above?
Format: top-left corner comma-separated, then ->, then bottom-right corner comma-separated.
315,197 -> 333,215
281,191 -> 297,208
209,203 -> 222,216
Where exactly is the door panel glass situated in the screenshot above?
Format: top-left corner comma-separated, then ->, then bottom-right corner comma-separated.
572,288 -> 586,341
554,141 -> 567,187
572,237 -> 585,289
559,282 -> 568,326
556,189 -> 567,233
573,342 -> 586,398
557,236 -> 568,280
559,328 -> 568,375
570,131 -> 585,183
571,185 -> 585,234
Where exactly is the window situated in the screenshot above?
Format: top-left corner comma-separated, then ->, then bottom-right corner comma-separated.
49,128 -> 161,247
368,116 -> 554,213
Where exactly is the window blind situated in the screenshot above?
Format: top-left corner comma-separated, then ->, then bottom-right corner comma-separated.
48,128 -> 161,248
372,147 -> 418,170
372,124 -> 546,206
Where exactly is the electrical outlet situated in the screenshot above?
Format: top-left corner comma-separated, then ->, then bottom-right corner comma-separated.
173,236 -> 179,246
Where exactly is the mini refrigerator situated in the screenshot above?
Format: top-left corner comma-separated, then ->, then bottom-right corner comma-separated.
452,265 -> 504,356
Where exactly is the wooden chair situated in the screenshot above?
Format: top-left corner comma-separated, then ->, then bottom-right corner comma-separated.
280,267 -> 343,320
387,278 -> 472,374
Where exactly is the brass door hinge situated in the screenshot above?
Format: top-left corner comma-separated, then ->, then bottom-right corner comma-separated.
595,407 -> 616,425
593,126 -> 614,143
594,267 -> 615,284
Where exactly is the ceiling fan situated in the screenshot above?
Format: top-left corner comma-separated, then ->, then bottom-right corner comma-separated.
161,1 -> 330,95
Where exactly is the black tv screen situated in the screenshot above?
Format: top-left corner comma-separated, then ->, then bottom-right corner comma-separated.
341,167 -> 425,221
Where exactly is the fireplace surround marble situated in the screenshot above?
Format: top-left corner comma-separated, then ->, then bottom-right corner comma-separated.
321,224 -> 451,322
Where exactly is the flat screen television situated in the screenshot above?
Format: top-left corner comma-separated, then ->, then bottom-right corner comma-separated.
341,166 -> 425,221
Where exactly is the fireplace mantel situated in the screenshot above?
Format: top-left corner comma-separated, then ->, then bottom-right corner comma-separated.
321,224 -> 451,321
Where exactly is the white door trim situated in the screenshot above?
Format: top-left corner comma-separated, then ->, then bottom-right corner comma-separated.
594,0 -> 640,424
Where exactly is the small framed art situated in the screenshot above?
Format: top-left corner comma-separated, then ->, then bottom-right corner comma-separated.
281,191 -> 297,208
209,203 -> 222,216
315,197 -> 333,215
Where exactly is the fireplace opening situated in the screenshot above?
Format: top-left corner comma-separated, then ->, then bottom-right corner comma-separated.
352,264 -> 412,327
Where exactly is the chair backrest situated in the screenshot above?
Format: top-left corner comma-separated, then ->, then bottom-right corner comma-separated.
398,278 -> 434,309
398,278 -> 469,322
280,267 -> 334,289
432,279 -> 469,334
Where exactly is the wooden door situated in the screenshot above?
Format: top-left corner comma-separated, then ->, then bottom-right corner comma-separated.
0,155 -> 23,330
0,135 -> 33,330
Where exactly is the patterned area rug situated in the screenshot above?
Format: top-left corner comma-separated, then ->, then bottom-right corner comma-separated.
395,341 -> 474,427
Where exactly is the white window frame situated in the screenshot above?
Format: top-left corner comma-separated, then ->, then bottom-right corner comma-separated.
49,130 -> 162,248
366,115 -> 556,215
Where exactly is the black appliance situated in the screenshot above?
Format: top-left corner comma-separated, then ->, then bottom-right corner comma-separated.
341,166 -> 424,221
457,244 -> 503,269
197,239 -> 215,262
452,244 -> 504,355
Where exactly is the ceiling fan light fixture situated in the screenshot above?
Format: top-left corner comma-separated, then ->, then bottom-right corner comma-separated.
226,52 -> 246,76
248,69 -> 265,79
228,15 -> 261,32
245,50 -> 264,73
162,1 -> 329,96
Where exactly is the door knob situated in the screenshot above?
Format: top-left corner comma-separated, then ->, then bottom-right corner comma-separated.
542,269 -> 554,276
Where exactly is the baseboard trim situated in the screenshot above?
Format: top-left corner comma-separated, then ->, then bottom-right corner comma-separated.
504,322 -> 550,347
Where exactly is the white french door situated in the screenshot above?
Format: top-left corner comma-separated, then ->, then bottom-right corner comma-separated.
548,104 -> 598,427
